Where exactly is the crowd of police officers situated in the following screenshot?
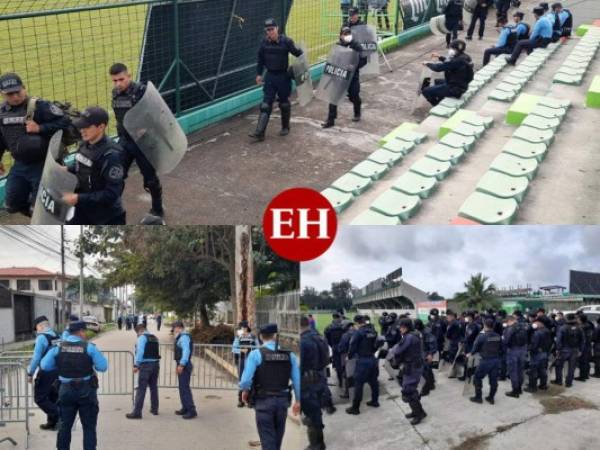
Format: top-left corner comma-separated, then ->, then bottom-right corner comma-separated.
301,307 -> 600,450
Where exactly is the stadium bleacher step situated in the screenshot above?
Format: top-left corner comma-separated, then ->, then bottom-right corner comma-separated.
586,75 -> 600,108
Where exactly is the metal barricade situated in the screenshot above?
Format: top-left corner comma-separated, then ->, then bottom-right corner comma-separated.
0,362 -> 30,448
97,351 -> 135,404
158,343 -> 255,390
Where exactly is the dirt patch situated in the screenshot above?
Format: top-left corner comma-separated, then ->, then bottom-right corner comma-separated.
540,396 -> 598,415
450,421 -> 528,450
532,384 -> 566,397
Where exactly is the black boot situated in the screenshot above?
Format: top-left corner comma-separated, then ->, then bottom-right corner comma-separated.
145,180 -> 164,217
505,390 -> 520,398
279,102 -> 291,136
470,387 -> 483,404
237,391 -> 245,408
352,100 -> 361,122
249,104 -> 271,141
410,401 -> 427,425
345,401 -> 360,415
322,104 -> 337,128
485,396 -> 495,405
305,425 -> 326,450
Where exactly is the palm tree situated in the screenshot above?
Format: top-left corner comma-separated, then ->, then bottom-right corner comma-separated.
453,273 -> 500,311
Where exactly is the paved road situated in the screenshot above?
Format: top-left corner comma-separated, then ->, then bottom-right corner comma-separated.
5,322 -> 302,450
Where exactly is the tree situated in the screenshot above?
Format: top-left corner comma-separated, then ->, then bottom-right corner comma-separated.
453,273 -> 501,311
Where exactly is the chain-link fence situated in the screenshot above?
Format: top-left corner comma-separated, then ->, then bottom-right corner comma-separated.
256,290 -> 301,341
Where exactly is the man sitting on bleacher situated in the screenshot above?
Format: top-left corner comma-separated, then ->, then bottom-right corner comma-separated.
422,40 -> 474,106
551,2 -> 573,40
505,6 -> 552,65
482,12 -> 529,66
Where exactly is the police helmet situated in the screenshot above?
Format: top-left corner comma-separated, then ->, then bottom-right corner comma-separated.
353,314 -> 364,323
565,313 -> 577,323
450,39 -> 467,53
390,312 -> 398,319
414,319 -> 424,331
398,318 -> 413,331
382,312 -> 388,316
430,308 -> 439,316
341,320 -> 353,330
349,7 -> 359,16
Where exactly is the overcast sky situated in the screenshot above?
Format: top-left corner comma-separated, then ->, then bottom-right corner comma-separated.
0,226 -> 98,277
301,226 -> 600,297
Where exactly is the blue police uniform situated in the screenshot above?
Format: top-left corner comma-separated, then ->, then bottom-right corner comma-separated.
503,322 -> 528,395
460,321 -> 482,379
174,330 -> 197,417
338,326 -> 355,398
470,329 -> 502,402
112,81 -> 163,216
324,319 -> 345,386
592,324 -> 600,377
507,15 -> 553,64
554,321 -> 584,386
467,0 -> 490,40
300,328 -> 327,448
0,96 -> 69,215
429,315 -> 447,356
420,326 -> 438,395
240,339 -> 300,450
577,319 -> 594,380
28,327 -> 60,427
130,331 -> 160,417
67,135 -> 126,224
483,26 -> 515,65
40,330 -> 108,450
347,324 -> 379,412
445,320 -> 463,362
526,326 -> 552,391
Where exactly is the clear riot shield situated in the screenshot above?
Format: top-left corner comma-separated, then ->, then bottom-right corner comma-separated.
123,81 -> 187,175
430,15 -> 449,36
31,131 -> 77,225
291,48 -> 314,107
315,45 -> 360,106
352,24 -> 380,75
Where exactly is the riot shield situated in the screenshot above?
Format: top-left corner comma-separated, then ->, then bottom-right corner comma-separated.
448,343 -> 465,378
463,0 -> 478,14
352,24 -> 379,75
123,81 -> 187,175
315,45 -> 360,106
462,354 -> 481,397
291,49 -> 313,107
345,357 -> 357,379
31,131 -> 78,225
429,15 -> 449,36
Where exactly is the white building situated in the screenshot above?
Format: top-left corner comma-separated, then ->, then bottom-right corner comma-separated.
0,266 -> 73,298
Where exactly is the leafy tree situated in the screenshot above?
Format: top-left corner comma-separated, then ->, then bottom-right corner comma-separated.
453,273 -> 501,311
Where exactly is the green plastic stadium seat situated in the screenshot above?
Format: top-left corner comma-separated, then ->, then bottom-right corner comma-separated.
459,191 -> 518,224
409,157 -> 453,180
452,122 -> 485,138
430,104 -> 458,118
529,104 -> 566,120
426,143 -> 465,165
395,129 -> 428,144
511,70 -> 533,80
367,148 -> 404,166
536,97 -> 570,110
350,160 -> 389,180
381,138 -> 415,154
502,76 -> 527,86
513,125 -> 554,145
392,171 -> 438,198
505,93 -> 540,125
321,188 -> 354,213
350,209 -> 402,225
379,122 -> 419,146
489,89 -> 517,102
489,153 -> 538,180
502,138 -> 548,162
586,75 -> 600,108
370,189 -> 421,220
476,170 -> 529,202
521,114 -> 560,132
556,67 -> 586,77
439,132 -> 476,151
463,114 -> 494,129
439,97 -> 466,108
330,172 -> 373,195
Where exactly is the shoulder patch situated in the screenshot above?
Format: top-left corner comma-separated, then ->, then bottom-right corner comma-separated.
49,103 -> 64,116
108,165 -> 124,181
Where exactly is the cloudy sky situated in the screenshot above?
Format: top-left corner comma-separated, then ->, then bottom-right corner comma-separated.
0,226 -> 99,277
301,226 -> 600,297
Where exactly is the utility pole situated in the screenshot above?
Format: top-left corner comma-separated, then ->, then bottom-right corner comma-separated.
234,225 -> 255,329
60,226 -> 66,330
79,225 -> 84,318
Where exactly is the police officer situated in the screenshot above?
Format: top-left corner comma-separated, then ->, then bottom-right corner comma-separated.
422,40 -> 473,106
483,14 -> 525,66
552,313 -> 584,387
40,321 -> 108,450
240,324 -> 301,450
64,107 -> 126,224
524,317 -> 552,392
443,0 -> 463,49
505,6 -> 553,64
551,2 -> 573,38
503,315 -> 528,397
301,316 -> 326,450
250,19 -> 303,142
155,313 -> 162,331
126,323 -> 160,419
459,311 -> 481,381
384,312 -> 401,347
322,26 -> 368,128
592,318 -> 600,378
445,311 -> 463,363
173,320 -> 197,418
346,315 -> 379,415
324,313 -> 345,387
575,313 -> 594,381
378,312 -> 390,336
414,319 -> 437,396
468,318 -> 501,405
338,319 -> 356,398
109,63 -> 164,217
233,321 -> 258,407
428,308 -> 447,358
391,318 -> 427,424
27,316 -> 60,430
0,73 -> 69,216
466,0 -> 490,40
345,7 -> 364,28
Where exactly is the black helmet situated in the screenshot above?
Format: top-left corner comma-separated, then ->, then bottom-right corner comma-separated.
349,7 -> 359,16
340,26 -> 352,35
398,318 -> 413,330
353,314 -> 364,323
533,6 -> 545,15
450,39 -> 466,53
414,319 -> 424,331
382,311 -> 388,316
430,308 -> 439,316
390,312 -> 398,319
539,2 -> 549,11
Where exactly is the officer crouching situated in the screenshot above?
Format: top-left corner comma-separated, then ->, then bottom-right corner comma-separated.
62,107 -> 126,224
0,72 -> 69,216
40,320 -> 108,450
240,323 -> 301,450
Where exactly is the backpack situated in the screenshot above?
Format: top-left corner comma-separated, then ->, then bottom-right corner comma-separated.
27,97 -> 82,150
311,333 -> 331,370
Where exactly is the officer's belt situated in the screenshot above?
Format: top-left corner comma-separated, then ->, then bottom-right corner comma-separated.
255,389 -> 290,398
301,370 -> 321,384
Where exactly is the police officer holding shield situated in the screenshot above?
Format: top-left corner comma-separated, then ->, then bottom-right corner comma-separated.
173,320 -> 197,419
346,315 -> 379,415
324,313 -> 345,387
0,73 -> 69,216
240,323 -> 301,450
27,316 -> 60,430
250,19 -> 303,142
62,106 -> 126,224
40,321 -> 108,450
126,323 -> 161,419
109,63 -> 164,218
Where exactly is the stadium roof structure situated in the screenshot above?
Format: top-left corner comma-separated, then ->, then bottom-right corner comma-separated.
353,279 -> 429,309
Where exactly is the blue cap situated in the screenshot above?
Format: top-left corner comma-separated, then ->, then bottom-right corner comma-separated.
69,314 -> 80,321
68,321 -> 87,333
260,323 -> 278,334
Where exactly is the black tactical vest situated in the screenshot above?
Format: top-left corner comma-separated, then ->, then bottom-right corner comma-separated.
239,335 -> 256,347
533,328 -> 553,353
0,101 -> 27,153
253,347 -> 292,395
142,333 -> 160,359
174,332 -> 193,363
112,82 -> 144,137
261,36 -> 291,72
75,139 -> 120,193
56,341 -> 94,379
327,324 -> 345,346
41,331 -> 59,359
509,323 -> 528,347
564,326 -> 582,348
357,328 -> 377,357
480,332 -> 502,358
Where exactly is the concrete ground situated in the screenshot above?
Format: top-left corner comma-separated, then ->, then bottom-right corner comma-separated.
315,360 -> 600,450
3,322 -> 302,450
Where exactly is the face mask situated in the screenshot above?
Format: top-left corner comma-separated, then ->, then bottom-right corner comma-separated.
237,329 -> 243,337
343,35 -> 353,43
503,323 -> 508,328
532,323 -> 539,329
448,49 -> 457,58
465,318 -> 470,323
